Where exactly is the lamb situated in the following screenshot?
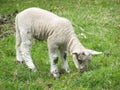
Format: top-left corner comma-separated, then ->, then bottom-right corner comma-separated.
15,7 -> 102,78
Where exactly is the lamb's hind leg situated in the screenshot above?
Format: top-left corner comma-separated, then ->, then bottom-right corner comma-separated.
15,24 -> 24,64
20,29 -> 37,72
59,50 -> 70,73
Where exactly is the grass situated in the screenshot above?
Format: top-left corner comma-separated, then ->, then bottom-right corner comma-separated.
0,0 -> 120,90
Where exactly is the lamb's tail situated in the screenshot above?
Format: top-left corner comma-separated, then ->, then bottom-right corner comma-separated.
15,15 -> 21,49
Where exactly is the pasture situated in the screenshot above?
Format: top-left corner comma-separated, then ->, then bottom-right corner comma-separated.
0,0 -> 120,90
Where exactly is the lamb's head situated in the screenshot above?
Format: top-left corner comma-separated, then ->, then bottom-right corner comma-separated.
72,49 -> 102,72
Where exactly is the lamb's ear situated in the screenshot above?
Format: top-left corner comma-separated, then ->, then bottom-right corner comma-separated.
71,49 -> 80,55
86,49 -> 102,55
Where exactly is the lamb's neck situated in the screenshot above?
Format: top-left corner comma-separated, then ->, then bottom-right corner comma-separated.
67,35 -> 85,54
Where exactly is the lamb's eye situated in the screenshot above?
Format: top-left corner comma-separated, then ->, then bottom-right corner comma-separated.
78,60 -> 83,64
82,52 -> 85,55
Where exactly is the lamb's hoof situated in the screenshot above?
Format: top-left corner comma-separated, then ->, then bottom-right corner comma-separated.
51,71 -> 60,78
30,68 -> 37,72
16,60 -> 24,64
61,68 -> 71,74
65,68 -> 71,73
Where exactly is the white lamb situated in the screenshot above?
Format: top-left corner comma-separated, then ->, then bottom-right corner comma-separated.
15,7 -> 102,78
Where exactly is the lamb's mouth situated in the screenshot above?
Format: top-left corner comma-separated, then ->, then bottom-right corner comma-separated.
78,65 -> 87,73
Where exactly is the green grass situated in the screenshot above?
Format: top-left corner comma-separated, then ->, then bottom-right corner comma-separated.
0,0 -> 120,90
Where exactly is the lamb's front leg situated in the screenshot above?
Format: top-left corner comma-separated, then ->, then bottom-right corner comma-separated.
47,38 -> 60,78
49,52 -> 59,78
59,50 -> 70,73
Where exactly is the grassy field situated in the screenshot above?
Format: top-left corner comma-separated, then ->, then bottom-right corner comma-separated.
0,0 -> 120,90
